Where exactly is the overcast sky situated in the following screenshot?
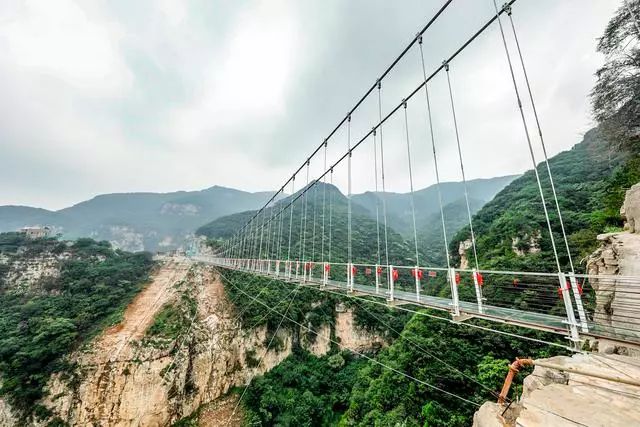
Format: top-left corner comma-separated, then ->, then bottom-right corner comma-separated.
0,0 -> 621,210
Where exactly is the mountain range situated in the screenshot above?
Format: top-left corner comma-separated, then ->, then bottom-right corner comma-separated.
0,177 -> 518,253
0,186 -> 279,252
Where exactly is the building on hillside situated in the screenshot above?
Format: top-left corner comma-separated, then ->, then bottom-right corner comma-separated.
20,226 -> 52,239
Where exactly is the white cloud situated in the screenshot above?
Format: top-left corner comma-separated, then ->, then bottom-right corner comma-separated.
166,0 -> 299,145
0,0 -> 131,95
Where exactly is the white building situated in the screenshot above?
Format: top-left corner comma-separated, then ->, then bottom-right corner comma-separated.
20,226 -> 52,239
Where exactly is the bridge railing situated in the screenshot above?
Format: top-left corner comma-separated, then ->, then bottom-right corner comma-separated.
196,255 -> 640,348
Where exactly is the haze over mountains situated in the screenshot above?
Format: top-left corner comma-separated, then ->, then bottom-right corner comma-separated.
0,186 -> 279,252
0,177 -> 518,252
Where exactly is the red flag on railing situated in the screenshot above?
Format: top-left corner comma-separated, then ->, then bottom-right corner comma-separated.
351,265 -> 357,276
324,264 -> 331,272
392,269 -> 399,281
474,271 -> 484,286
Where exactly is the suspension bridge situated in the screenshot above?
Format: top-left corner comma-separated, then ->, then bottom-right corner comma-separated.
192,0 -> 640,351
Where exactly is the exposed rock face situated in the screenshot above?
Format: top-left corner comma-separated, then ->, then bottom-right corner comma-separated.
458,239 -> 472,269
1,259 -> 383,426
159,203 -> 200,216
0,248 -> 72,294
587,182 -> 640,345
473,353 -> 640,427
511,231 -> 541,257
621,182 -> 640,233
0,395 -> 19,426
100,225 -> 145,252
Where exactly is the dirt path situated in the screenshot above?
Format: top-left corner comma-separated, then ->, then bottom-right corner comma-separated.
92,258 -> 191,363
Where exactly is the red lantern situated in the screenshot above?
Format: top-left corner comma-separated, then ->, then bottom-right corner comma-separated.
324,264 -> 331,272
455,272 -> 461,285
474,271 -> 484,286
392,269 -> 399,281
351,265 -> 357,276
376,266 -> 383,276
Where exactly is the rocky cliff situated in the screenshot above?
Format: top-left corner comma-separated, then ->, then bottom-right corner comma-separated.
587,182 -> 640,348
0,258 -> 382,426
473,353 -> 640,427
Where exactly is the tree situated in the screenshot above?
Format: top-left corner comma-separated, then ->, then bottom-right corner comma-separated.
591,0 -> 640,150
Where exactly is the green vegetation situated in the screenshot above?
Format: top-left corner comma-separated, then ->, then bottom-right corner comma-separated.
243,350 -> 367,426
199,183 -> 419,265
144,281 -> 198,350
0,234 -> 153,417
341,314 -> 563,427
450,128 -> 632,273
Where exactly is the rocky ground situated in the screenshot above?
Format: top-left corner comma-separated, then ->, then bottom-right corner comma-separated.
473,353 -> 640,427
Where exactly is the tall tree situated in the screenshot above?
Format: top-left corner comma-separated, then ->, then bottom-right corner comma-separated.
592,0 -> 640,150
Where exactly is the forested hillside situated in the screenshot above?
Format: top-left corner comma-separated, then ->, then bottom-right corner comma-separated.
352,175 -> 518,238
450,127 -> 639,273
198,183 -> 421,266
0,234 -> 154,419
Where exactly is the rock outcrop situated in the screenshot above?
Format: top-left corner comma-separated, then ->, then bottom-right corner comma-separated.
0,258 -> 383,426
473,353 -> 640,427
587,182 -> 640,346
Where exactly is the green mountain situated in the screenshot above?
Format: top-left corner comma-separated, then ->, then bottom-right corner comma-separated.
197,176 -> 516,267
449,127 -> 637,273
351,175 -> 518,237
0,186 -> 279,252
198,182 -> 417,267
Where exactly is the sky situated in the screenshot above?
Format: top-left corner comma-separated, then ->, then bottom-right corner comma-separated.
0,0 -> 622,210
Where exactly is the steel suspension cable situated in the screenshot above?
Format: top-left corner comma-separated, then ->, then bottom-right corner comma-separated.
228,0 -> 456,245
377,82 -> 391,274
402,100 -> 421,270
225,0 -> 517,255
321,141 -> 328,264
266,205 -> 274,264
345,295 -> 510,403
418,37 -> 452,270
444,62 -> 479,271
311,181 -> 318,263
277,202 -> 284,262
226,284 -> 301,425
217,268 -> 480,408
493,0 -> 562,273
347,115 -> 353,275
258,208 -> 266,267
300,162 -> 310,271
287,177 -> 295,276
506,7 -> 574,273
372,128 -> 382,266
328,169 -> 334,262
